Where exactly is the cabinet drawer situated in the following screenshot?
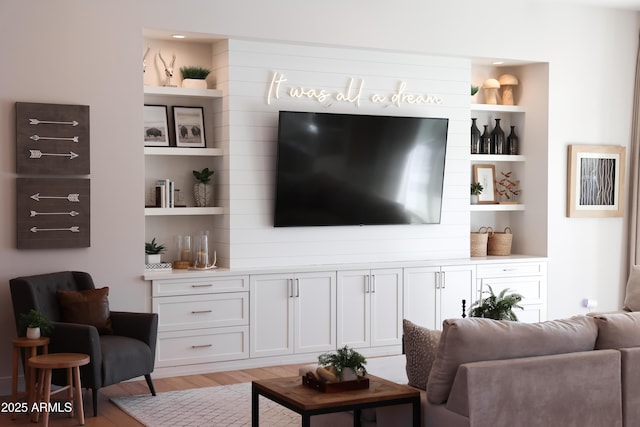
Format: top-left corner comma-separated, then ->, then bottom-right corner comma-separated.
156,326 -> 249,367
477,262 -> 545,278
479,276 -> 545,304
153,293 -> 248,331
151,275 -> 249,297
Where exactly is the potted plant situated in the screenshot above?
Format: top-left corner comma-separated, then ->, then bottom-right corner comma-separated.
469,285 -> 524,321
180,66 -> 211,90
193,167 -> 215,207
145,237 -> 166,264
470,182 -> 483,204
317,345 -> 367,382
19,309 -> 53,339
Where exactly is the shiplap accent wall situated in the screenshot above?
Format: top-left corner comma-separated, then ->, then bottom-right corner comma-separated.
222,39 -> 470,268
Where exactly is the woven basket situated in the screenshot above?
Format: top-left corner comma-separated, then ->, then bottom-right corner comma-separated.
470,227 -> 489,257
487,226 -> 512,256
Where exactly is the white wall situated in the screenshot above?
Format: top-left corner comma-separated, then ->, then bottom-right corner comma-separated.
0,0 -> 638,393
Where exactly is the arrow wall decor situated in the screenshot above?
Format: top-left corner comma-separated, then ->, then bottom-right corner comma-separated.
29,118 -> 79,126
30,135 -> 79,143
30,193 -> 80,202
29,150 -> 79,160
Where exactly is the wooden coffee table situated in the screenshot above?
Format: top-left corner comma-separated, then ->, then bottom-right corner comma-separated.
252,375 -> 420,427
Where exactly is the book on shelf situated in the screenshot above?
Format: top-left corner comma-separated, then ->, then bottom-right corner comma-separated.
155,179 -> 174,208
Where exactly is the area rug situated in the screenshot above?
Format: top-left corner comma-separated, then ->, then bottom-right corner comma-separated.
110,382 -> 300,426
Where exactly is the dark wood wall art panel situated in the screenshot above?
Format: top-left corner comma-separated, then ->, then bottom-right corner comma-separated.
16,178 -> 90,249
15,102 -> 90,175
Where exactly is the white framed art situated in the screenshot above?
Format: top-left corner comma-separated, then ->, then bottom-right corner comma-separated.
143,105 -> 169,147
173,106 -> 205,148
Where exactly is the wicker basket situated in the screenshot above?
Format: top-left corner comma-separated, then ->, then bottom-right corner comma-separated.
470,227 -> 489,257
487,227 -> 512,256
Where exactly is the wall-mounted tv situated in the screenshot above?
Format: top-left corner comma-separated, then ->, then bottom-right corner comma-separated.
274,111 -> 449,227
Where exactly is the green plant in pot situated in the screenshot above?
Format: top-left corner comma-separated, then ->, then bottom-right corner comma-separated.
317,345 -> 367,382
193,167 -> 215,207
469,285 -> 524,321
180,66 -> 211,89
19,309 -> 54,339
145,237 -> 166,264
470,182 -> 483,204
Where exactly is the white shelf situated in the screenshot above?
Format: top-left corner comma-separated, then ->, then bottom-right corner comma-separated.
471,154 -> 525,162
143,85 -> 223,98
145,207 -> 224,216
470,204 -> 525,212
471,104 -> 525,113
144,147 -> 223,156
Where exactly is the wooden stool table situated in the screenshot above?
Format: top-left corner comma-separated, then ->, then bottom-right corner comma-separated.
11,337 -> 49,419
28,353 -> 90,427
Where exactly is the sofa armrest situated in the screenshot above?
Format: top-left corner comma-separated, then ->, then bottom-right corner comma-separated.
110,311 -> 158,360
620,347 -> 640,426
446,350 -> 622,427
49,321 -> 103,388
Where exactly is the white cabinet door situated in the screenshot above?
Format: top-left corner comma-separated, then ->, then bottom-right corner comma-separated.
337,270 -> 370,349
250,273 -> 293,357
337,268 -> 402,349
478,275 -> 547,323
440,265 -> 476,322
403,267 -> 439,330
370,268 -> 403,347
294,271 -> 336,354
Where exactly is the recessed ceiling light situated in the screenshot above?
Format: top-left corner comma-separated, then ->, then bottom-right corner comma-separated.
172,34 -> 186,39
492,61 -> 505,65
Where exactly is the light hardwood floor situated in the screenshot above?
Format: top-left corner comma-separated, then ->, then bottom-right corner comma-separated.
1,363 -> 308,426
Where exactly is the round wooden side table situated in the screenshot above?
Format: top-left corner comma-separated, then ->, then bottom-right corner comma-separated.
28,353 -> 90,427
11,337 -> 49,419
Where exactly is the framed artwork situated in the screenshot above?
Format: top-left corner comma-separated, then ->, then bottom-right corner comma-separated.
473,164 -> 497,204
567,144 -> 626,218
143,105 -> 169,147
173,106 -> 205,148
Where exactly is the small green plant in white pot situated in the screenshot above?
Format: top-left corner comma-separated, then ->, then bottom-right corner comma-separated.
19,309 -> 54,339
193,168 -> 215,207
317,345 -> 367,382
470,182 -> 483,204
180,66 -> 211,89
145,238 -> 166,264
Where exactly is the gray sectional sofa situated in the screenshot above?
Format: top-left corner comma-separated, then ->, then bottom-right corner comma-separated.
310,311 -> 640,427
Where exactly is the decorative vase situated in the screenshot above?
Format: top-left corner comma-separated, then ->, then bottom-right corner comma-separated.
471,194 -> 479,205
481,125 -> 491,154
145,254 -> 161,264
182,78 -> 207,90
470,118 -> 481,154
491,118 -> 505,155
507,125 -> 519,155
340,368 -> 358,382
26,327 -> 40,340
194,183 -> 213,207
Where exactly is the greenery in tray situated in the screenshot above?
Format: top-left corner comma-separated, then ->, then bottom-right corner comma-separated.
180,66 -> 211,80
469,285 -> 524,321
193,167 -> 215,184
318,345 -> 367,380
145,238 -> 166,255
471,182 -> 484,195
19,309 -> 54,337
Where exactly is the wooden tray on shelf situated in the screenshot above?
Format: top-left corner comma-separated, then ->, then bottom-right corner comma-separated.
302,373 -> 370,393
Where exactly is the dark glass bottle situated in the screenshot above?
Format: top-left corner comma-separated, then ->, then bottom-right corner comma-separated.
507,125 -> 519,155
470,118 -> 481,154
491,118 -> 505,154
480,125 -> 491,154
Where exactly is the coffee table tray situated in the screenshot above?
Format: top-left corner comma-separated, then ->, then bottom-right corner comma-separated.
302,372 -> 370,393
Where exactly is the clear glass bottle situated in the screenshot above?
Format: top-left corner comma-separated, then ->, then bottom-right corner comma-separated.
491,118 -> 505,154
470,118 -> 481,154
508,125 -> 519,155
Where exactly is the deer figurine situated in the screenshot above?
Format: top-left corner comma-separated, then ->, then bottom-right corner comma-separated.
142,47 -> 150,73
158,51 -> 176,87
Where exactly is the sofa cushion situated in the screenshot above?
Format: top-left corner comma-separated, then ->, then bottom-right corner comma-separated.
624,265 -> 640,311
57,287 -> 113,334
593,311 -> 640,349
426,316 -> 598,404
403,319 -> 441,390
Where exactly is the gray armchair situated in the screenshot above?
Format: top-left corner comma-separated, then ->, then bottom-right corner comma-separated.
10,271 -> 157,416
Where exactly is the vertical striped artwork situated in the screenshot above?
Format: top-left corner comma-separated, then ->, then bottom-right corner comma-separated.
579,157 -> 616,206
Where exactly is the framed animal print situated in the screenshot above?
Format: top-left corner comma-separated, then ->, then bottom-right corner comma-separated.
143,105 -> 169,147
173,106 -> 205,148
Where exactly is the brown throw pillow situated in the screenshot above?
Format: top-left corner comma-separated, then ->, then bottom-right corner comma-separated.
403,319 -> 441,390
57,287 -> 113,334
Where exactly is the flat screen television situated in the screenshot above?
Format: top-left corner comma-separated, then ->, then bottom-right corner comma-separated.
274,111 -> 449,227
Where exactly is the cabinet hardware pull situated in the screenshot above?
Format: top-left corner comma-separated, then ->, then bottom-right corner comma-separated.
289,278 -> 294,298
295,278 -> 300,297
371,275 -> 376,293
365,275 -> 369,293
192,284 -> 213,288
191,310 -> 213,314
441,271 -> 446,289
191,344 -> 213,349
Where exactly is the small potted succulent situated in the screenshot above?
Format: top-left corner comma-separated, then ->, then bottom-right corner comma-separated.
145,237 -> 166,264
316,345 -> 367,382
469,285 -> 524,321
193,167 -> 215,207
19,309 -> 54,339
470,182 -> 483,204
180,66 -> 211,90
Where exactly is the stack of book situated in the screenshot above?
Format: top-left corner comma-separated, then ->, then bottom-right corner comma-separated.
155,179 -> 174,208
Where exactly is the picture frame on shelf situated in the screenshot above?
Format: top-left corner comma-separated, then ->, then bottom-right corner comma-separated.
473,164 -> 497,204
173,106 -> 205,148
567,144 -> 626,218
143,105 -> 169,147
